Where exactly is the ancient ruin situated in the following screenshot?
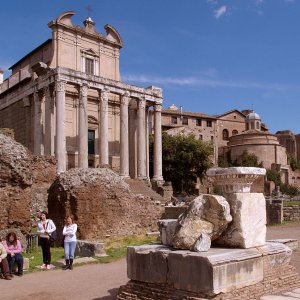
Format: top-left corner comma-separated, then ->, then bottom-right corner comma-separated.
48,168 -> 164,241
117,167 -> 300,299
0,131 -> 56,233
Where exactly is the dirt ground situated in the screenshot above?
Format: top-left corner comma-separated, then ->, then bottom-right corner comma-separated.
1,221 -> 300,300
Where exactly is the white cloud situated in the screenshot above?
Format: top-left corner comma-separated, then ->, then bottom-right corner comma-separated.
214,6 -> 227,19
123,74 -> 293,91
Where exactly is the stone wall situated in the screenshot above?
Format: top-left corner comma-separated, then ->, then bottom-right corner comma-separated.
48,168 -> 163,240
283,205 -> 300,221
266,199 -> 283,225
265,200 -> 300,224
0,133 -> 56,233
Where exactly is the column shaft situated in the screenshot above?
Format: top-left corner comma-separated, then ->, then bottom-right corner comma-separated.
55,81 -> 66,173
78,84 -> 89,168
120,93 -> 130,177
99,89 -> 109,165
33,91 -> 43,155
137,98 -> 146,178
153,103 -> 163,181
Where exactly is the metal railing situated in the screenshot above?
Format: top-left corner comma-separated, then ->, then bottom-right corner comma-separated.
26,233 -> 39,252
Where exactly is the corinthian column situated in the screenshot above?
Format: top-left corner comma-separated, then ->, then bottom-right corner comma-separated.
137,97 -> 146,179
99,88 -> 109,165
120,92 -> 130,178
33,90 -> 44,155
78,84 -> 89,168
153,103 -> 163,181
55,81 -> 66,173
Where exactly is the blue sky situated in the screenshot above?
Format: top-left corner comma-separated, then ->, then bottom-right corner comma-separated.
0,0 -> 299,134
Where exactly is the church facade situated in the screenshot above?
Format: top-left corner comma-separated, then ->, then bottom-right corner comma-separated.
0,11 -> 163,182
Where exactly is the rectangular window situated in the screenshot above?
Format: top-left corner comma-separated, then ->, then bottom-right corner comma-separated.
85,58 -> 94,75
196,118 -> 202,126
88,130 -> 95,155
171,116 -> 177,124
182,116 -> 188,125
207,120 -> 212,127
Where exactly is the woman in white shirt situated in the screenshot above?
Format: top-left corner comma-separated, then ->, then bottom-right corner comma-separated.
62,215 -> 77,270
36,211 -> 56,270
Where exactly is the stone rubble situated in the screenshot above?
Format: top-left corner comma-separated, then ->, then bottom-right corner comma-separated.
48,168 -> 163,240
172,194 -> 232,251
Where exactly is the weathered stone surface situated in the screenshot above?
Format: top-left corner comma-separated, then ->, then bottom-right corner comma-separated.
127,245 -> 169,283
48,168 -> 163,240
0,133 -> 56,233
172,194 -> 232,251
194,232 -> 211,252
126,244 -> 266,295
215,193 -> 266,248
268,239 -> 298,251
157,219 -> 178,246
75,240 -> 106,257
207,167 -> 266,194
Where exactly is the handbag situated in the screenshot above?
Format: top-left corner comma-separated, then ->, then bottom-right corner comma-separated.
46,220 -> 57,242
49,230 -> 57,242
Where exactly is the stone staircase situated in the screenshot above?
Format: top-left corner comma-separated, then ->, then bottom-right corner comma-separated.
125,179 -> 164,204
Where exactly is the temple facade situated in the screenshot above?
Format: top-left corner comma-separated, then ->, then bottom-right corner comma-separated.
0,11 -> 163,182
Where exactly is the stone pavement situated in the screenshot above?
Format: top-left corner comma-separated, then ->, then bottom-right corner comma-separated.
261,288 -> 300,299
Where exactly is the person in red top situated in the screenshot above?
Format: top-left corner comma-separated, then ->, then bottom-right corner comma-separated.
2,232 -> 23,276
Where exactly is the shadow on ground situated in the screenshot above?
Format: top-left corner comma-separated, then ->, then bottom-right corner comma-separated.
93,288 -> 119,300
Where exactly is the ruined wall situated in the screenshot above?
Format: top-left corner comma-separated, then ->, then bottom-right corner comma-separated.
48,168 -> 163,240
0,133 -> 56,233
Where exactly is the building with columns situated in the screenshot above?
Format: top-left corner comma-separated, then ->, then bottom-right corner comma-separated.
0,11 -> 163,182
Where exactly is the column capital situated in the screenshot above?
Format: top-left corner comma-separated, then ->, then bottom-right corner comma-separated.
137,98 -> 146,110
80,84 -> 89,98
100,88 -> 109,102
55,81 -> 66,92
154,103 -> 162,112
121,92 -> 130,106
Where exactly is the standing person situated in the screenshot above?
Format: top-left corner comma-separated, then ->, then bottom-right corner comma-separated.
0,242 -> 12,280
62,215 -> 77,270
37,211 -> 56,270
2,232 -> 23,276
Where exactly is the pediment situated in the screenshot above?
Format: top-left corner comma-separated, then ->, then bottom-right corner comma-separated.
81,48 -> 98,56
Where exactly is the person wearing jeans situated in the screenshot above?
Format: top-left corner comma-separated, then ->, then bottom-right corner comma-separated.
2,232 -> 23,276
62,215 -> 77,270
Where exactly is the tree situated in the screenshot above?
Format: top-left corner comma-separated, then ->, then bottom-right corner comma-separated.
150,133 -> 213,194
287,153 -> 299,171
240,150 -> 263,167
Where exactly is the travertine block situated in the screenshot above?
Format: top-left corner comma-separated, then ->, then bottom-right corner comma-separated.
215,193 -> 266,248
157,219 -> 178,246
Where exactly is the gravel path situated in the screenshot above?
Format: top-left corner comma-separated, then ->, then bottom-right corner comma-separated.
0,258 -> 128,300
1,221 -> 300,300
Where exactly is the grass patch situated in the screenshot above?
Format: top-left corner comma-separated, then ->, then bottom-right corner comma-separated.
23,235 -> 158,271
24,247 -> 65,271
283,201 -> 300,207
97,235 -> 158,263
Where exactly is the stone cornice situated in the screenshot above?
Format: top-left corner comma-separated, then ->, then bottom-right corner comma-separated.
0,67 -> 163,111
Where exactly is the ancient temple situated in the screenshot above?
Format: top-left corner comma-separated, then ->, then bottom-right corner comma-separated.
0,11 -> 163,182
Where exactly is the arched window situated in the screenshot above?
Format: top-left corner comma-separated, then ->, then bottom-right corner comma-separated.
232,130 -> 238,135
251,122 -> 255,130
256,121 -> 260,129
223,129 -> 229,141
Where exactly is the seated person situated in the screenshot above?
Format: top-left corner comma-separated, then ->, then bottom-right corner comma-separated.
2,232 -> 23,276
0,242 -> 12,280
